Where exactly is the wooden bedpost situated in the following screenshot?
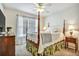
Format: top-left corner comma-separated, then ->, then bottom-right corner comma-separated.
63,19 -> 65,35
38,11 -> 40,47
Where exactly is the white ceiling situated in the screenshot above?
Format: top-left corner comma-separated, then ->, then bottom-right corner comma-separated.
3,3 -> 78,16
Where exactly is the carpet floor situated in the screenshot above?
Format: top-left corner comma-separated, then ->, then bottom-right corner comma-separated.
54,48 -> 79,56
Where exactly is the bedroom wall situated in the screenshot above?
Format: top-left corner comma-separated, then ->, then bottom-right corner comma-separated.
44,4 -> 79,32
4,7 -> 36,36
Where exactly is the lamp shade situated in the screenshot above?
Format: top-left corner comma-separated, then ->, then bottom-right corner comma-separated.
68,25 -> 75,31
43,26 -> 47,30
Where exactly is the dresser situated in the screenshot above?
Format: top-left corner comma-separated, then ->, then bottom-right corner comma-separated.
65,36 -> 78,52
0,36 -> 15,56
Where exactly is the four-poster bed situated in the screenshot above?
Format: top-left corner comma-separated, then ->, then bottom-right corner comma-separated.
26,20 -> 66,56
26,3 -> 65,56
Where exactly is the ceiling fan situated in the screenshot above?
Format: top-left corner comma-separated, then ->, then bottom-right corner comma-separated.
33,3 -> 52,12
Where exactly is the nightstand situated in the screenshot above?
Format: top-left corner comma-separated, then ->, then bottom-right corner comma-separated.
65,36 -> 78,52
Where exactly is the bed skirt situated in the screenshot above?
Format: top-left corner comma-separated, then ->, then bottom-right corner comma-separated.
26,40 -> 65,56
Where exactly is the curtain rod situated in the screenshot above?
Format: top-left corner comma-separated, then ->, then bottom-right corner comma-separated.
16,14 -> 37,19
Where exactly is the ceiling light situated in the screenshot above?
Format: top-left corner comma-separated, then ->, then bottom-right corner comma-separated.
35,3 -> 45,12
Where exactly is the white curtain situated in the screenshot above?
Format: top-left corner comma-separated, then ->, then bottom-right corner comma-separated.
16,15 -> 37,45
16,16 -> 27,45
17,16 -> 23,37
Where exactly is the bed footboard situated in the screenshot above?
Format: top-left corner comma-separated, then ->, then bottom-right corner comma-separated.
26,40 -> 38,56
39,40 -> 65,56
26,40 -> 65,56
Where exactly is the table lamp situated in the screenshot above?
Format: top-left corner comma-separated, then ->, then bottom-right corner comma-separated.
68,25 -> 74,36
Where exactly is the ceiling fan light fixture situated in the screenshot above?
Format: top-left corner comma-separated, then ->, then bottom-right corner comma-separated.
35,3 -> 45,12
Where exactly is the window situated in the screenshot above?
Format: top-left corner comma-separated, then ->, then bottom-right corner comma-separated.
16,15 -> 38,44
